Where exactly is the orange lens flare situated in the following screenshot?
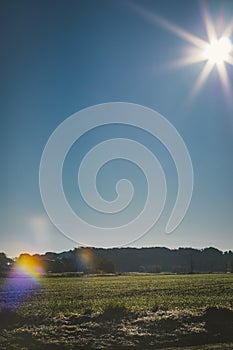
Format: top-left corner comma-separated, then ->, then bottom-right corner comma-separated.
78,248 -> 94,265
16,254 -> 45,278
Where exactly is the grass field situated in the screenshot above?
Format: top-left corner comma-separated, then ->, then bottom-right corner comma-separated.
0,273 -> 233,349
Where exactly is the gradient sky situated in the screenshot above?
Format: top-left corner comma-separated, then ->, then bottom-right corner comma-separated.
1,0 -> 233,257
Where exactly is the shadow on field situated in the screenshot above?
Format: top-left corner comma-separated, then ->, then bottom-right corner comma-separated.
0,306 -> 233,349
202,307 -> 233,342
0,308 -> 25,329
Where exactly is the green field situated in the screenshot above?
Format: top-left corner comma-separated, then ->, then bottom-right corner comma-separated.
3,273 -> 233,316
0,274 -> 233,349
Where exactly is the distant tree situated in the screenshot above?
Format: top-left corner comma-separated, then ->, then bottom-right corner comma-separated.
60,257 -> 76,272
172,265 -> 189,274
139,265 -> 146,273
52,259 -> 64,273
230,260 -> 233,273
16,246 -> 232,274
146,265 -> 161,273
225,251 -> 233,273
0,252 -> 8,268
203,247 -> 224,272
0,252 -> 13,272
95,258 -> 115,274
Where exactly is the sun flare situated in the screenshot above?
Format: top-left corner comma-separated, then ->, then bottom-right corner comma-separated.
203,37 -> 232,64
164,3 -> 233,101
138,3 -> 233,102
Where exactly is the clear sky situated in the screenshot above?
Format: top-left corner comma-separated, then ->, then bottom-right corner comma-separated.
1,0 -> 233,257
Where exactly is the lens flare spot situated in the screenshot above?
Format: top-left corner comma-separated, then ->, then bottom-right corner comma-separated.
2,255 -> 44,310
78,248 -> 94,265
16,254 -> 45,278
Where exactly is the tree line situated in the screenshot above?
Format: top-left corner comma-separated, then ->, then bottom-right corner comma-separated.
1,247 -> 233,275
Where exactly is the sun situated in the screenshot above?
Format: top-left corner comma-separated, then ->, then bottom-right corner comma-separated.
136,3 -> 233,103
158,3 -> 233,101
203,37 -> 232,64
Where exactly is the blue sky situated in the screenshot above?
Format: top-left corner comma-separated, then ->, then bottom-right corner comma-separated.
1,0 -> 233,257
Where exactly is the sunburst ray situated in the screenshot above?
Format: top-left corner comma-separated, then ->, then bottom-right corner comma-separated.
131,2 -> 233,104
